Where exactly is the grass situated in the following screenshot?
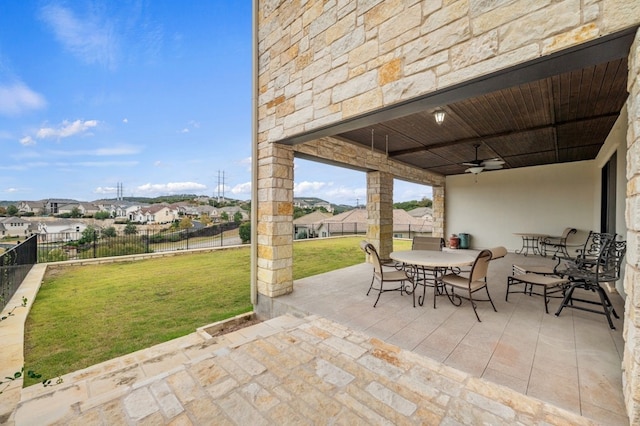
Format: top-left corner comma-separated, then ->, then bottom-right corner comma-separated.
23,236 -> 410,386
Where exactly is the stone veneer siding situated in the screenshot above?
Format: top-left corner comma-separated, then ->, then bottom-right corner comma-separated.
366,171 -> 394,260
625,30 -> 640,425
256,0 -> 640,420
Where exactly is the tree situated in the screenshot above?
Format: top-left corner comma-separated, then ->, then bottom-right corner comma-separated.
123,223 -> 138,235
101,226 -> 117,238
233,212 -> 243,224
6,205 -> 18,216
80,226 -> 97,244
239,222 -> 251,243
200,213 -> 212,226
70,206 -> 82,218
179,217 -> 193,230
0,206 -> 6,215
220,211 -> 229,222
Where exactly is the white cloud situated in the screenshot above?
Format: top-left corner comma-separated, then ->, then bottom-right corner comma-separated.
73,161 -> 138,167
0,82 -> 46,116
294,181 -> 327,195
93,186 -> 117,194
39,4 -> 118,69
47,144 -> 141,156
181,128 -> 189,133
35,119 -> 99,140
5,188 -> 19,193
20,136 -> 35,146
122,118 -> 128,123
231,182 -> 251,194
136,182 -> 207,194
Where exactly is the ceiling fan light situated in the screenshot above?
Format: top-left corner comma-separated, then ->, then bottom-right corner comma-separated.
466,166 -> 484,174
434,109 -> 445,125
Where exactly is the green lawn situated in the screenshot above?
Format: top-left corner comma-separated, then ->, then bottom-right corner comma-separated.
24,237 -> 410,386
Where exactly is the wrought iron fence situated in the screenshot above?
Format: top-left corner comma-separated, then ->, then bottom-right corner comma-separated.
1,235 -> 37,312
37,223 -> 242,263
294,222 -> 431,240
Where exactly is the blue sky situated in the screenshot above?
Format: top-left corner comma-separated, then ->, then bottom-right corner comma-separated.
0,1 -> 431,206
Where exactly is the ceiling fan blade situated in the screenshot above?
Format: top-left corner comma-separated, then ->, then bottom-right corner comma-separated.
481,159 -> 505,167
462,161 -> 481,166
483,164 -> 504,170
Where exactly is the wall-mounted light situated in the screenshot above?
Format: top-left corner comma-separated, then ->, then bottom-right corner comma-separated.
434,109 -> 446,125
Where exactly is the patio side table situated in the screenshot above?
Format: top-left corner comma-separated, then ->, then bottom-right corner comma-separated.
513,233 -> 548,256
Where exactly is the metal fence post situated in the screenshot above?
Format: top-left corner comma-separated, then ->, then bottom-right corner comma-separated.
93,230 -> 97,258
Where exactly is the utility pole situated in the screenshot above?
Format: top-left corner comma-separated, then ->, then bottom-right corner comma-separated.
217,170 -> 226,203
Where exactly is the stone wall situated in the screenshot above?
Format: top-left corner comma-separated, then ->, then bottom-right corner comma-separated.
257,0 -> 640,143
624,29 -> 640,425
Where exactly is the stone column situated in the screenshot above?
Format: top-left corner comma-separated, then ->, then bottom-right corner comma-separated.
432,185 -> 445,239
623,28 -> 640,425
255,142 -> 294,315
367,171 -> 393,261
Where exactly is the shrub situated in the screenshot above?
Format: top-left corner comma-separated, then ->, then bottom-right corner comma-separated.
239,222 -> 251,243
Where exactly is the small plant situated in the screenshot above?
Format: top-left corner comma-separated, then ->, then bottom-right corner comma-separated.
0,368 -> 23,394
0,297 -> 27,322
0,368 -> 63,395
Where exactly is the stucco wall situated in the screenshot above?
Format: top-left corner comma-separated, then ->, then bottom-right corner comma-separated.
445,161 -> 598,251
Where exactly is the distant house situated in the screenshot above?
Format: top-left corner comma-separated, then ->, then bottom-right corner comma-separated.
17,201 -> 43,215
313,201 -> 334,213
315,209 -> 432,238
293,198 -> 334,213
293,210 -> 333,238
0,217 -> 35,238
219,206 -> 249,221
58,202 -> 100,217
42,199 -> 78,215
37,219 -> 88,242
195,205 -> 219,221
407,207 -> 433,220
133,205 -> 179,224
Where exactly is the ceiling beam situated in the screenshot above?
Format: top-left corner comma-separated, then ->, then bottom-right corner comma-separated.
387,112 -> 620,157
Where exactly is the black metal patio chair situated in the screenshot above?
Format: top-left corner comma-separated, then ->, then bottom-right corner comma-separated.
554,237 -> 626,329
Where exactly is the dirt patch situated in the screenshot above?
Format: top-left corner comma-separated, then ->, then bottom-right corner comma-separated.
203,316 -> 262,338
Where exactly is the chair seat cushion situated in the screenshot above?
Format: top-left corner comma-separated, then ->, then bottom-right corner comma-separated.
440,274 -> 486,291
512,264 -> 555,275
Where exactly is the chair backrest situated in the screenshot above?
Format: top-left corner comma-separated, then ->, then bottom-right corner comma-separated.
577,231 -> 616,259
359,240 -> 369,254
412,236 -> 444,251
488,246 -> 507,260
561,227 -> 577,240
469,249 -> 493,283
594,239 -> 626,283
363,242 -> 384,274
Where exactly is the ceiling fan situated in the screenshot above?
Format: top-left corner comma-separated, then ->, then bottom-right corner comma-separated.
463,143 -> 505,174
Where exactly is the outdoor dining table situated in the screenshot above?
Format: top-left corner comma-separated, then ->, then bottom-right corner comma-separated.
513,232 -> 548,256
389,250 -> 476,307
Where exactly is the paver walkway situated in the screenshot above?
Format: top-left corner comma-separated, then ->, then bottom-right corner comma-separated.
10,314 -> 598,425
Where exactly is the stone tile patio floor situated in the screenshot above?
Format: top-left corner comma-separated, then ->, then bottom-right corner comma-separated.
0,252 -> 628,425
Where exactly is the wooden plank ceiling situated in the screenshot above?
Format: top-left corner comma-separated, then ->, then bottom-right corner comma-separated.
336,58 -> 628,176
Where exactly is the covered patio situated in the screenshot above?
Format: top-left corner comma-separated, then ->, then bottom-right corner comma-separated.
254,2 -> 640,421
275,249 -> 627,425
